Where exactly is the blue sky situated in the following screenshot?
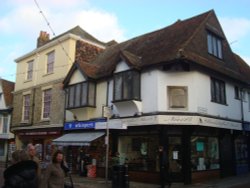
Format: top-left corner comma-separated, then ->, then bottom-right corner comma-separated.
1,0 -> 250,82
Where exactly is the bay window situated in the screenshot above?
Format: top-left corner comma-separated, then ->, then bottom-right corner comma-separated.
113,70 -> 140,101
66,81 -> 96,109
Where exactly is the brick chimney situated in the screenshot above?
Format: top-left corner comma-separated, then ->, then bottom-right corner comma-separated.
37,31 -> 50,48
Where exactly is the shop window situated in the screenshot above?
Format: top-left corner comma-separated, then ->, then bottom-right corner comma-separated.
191,136 -> 220,171
118,135 -> 159,172
234,136 -> 248,167
0,142 -> 4,156
113,70 -> 140,101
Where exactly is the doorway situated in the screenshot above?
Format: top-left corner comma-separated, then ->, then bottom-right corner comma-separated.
168,136 -> 183,182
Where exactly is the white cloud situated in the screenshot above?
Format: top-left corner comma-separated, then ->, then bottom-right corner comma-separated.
219,17 -> 250,43
0,0 -> 125,42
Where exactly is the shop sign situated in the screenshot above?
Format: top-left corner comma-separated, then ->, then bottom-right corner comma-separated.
64,119 -> 106,130
198,117 -> 242,130
18,131 -> 61,136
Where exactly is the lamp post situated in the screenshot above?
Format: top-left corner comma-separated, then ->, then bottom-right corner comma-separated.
103,106 -> 112,184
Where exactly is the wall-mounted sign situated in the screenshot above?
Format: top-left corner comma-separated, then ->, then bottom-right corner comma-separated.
64,119 -> 106,130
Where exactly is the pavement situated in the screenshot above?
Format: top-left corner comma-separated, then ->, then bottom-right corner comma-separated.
1,165 -> 250,188
68,173 -> 250,188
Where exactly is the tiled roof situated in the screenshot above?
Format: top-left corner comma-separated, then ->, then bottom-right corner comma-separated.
50,26 -> 106,46
1,79 -> 15,108
75,10 -> 250,85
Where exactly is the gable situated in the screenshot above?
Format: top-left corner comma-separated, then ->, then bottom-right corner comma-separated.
69,69 -> 86,85
114,60 -> 130,73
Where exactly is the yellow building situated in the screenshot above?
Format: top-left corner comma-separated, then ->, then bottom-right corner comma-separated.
11,26 -> 105,163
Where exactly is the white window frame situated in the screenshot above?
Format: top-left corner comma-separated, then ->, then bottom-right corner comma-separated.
168,86 -> 188,110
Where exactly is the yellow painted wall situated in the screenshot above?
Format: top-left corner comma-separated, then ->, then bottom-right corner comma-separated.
15,36 -> 76,91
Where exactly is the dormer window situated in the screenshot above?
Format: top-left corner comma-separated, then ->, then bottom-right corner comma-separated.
113,70 -> 140,101
207,32 -> 223,59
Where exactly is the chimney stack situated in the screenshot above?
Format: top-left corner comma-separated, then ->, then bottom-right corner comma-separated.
37,31 -> 50,48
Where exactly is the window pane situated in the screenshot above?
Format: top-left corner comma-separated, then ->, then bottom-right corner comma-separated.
191,137 -> 220,171
207,34 -> 213,54
0,142 -> 4,156
114,74 -> 122,100
248,93 -> 250,111
211,78 -> 226,104
75,84 -> 81,107
3,115 -> 8,133
133,71 -> 140,100
47,51 -> 55,73
81,83 -> 87,106
23,94 -> 30,121
43,89 -> 52,119
69,86 -> 75,108
217,40 -> 222,59
88,82 -> 96,106
123,71 -> 133,100
27,60 -> 33,80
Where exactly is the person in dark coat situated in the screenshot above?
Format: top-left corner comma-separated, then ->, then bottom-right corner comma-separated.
42,150 -> 69,188
2,149 -> 38,188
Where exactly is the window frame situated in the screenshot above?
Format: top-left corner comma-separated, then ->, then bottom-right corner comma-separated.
207,31 -> 223,59
65,81 -> 96,109
42,89 -> 52,119
168,86 -> 188,110
113,70 -> 141,102
46,51 -> 55,74
23,94 -> 31,121
211,77 -> 227,105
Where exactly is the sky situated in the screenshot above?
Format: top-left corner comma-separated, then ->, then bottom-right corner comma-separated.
1,0 -> 250,82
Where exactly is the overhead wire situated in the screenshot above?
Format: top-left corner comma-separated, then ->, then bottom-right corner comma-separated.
2,0 -> 76,81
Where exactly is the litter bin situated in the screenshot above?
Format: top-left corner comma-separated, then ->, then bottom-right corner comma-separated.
112,165 -> 129,188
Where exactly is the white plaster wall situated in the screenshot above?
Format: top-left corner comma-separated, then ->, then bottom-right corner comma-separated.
0,83 -> 5,109
68,69 -> 86,85
141,69 -> 247,122
114,60 -> 130,73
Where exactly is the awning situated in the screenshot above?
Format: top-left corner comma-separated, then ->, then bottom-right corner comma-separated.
52,132 -> 105,146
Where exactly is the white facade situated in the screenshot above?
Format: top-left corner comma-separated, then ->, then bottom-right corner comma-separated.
110,61 -> 250,130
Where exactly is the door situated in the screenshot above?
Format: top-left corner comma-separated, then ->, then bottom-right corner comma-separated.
168,136 -> 183,182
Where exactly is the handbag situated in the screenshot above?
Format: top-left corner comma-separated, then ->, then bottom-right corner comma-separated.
64,172 -> 74,188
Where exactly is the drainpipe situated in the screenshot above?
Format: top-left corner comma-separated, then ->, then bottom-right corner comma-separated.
240,88 -> 245,132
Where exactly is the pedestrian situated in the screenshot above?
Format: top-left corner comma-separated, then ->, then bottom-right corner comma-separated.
27,143 -> 42,188
2,149 -> 39,188
42,150 -> 70,188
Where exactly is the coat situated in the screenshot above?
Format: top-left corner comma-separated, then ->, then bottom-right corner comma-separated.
2,160 -> 38,188
42,163 -> 65,188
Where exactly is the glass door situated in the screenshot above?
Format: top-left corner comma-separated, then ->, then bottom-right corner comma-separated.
168,136 -> 183,182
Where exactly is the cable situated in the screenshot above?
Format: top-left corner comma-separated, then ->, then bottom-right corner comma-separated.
33,0 -> 73,63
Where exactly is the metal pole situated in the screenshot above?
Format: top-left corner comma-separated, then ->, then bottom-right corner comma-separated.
105,109 -> 110,184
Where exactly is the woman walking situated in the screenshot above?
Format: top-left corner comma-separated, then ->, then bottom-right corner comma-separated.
42,150 -> 69,188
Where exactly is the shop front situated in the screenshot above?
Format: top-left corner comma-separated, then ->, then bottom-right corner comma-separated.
111,115 -> 245,185
52,120 -> 107,177
16,129 -> 62,167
